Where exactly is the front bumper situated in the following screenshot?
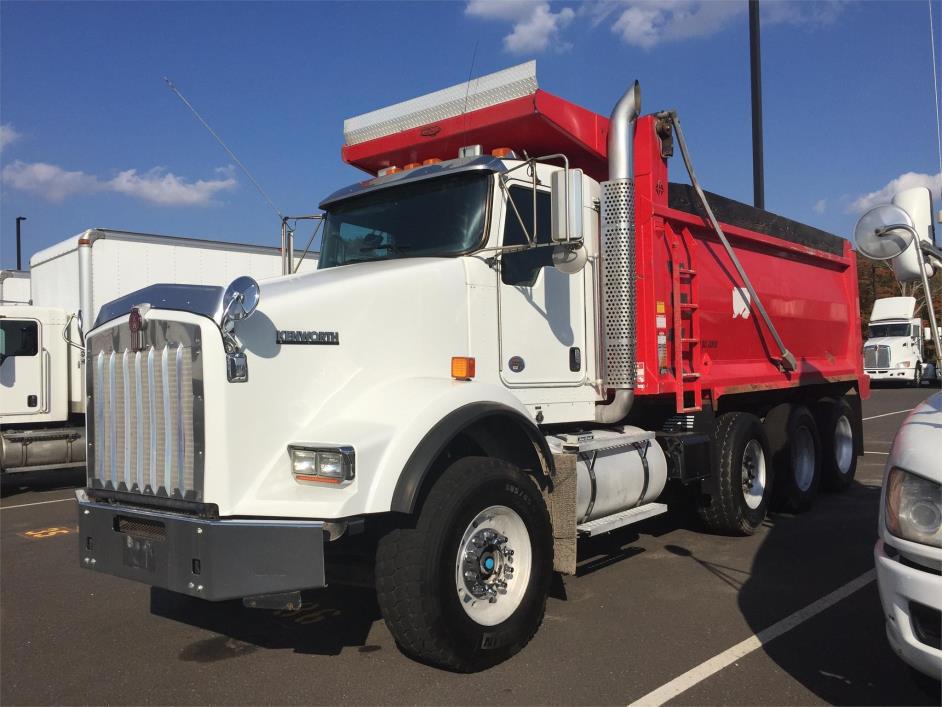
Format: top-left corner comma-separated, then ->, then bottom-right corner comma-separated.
865,368 -> 915,381
874,539 -> 942,680
76,489 -> 326,601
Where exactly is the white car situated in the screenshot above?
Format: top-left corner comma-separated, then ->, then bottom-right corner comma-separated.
874,392 -> 942,680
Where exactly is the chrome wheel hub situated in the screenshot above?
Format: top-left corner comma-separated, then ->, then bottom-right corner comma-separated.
834,414 -> 854,476
741,439 -> 767,510
455,505 -> 532,626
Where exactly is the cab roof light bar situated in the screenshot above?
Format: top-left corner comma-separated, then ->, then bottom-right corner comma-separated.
343,61 -> 538,147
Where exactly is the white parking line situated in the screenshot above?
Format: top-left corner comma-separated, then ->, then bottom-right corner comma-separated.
863,408 -> 913,421
627,569 -> 877,707
0,497 -> 75,511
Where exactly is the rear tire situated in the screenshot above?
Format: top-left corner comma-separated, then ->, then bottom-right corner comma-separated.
815,397 -> 858,492
697,412 -> 772,535
765,405 -> 821,513
375,457 -> 552,672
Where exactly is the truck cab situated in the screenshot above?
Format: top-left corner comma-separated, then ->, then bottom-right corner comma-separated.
864,297 -> 927,386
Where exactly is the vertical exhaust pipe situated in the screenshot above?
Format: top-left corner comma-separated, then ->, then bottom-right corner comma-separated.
596,81 -> 641,424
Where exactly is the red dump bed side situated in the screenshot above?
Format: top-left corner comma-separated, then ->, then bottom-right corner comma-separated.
632,115 -> 867,405
344,93 -> 868,406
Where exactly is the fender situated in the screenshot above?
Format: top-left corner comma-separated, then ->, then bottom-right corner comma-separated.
390,401 -> 554,514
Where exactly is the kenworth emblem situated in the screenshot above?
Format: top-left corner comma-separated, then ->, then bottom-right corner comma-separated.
276,330 -> 340,345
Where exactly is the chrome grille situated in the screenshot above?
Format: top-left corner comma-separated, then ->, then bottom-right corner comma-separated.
864,345 -> 890,369
87,320 -> 203,501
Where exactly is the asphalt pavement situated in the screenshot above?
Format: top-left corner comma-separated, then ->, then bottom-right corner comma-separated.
1,386 -> 939,706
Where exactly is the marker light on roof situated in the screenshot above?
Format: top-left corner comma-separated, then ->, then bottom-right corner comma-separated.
422,158 -> 442,165
491,147 -> 518,159
403,162 -> 421,170
378,166 -> 401,177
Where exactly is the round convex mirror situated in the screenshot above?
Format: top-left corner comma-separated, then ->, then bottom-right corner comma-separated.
552,244 -> 588,274
854,204 -> 916,261
222,276 -> 261,321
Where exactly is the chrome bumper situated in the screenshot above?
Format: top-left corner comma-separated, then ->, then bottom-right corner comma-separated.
76,489 -> 326,601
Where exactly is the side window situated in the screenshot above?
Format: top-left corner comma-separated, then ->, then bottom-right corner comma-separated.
501,186 -> 553,286
0,320 -> 38,359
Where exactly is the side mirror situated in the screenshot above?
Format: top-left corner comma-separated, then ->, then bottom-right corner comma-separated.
550,168 -> 584,243
222,276 -> 260,324
552,243 -> 588,274
926,327 -> 933,342
854,204 -> 915,260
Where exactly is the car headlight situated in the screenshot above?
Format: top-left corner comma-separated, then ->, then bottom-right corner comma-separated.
897,361 -> 912,369
885,467 -> 942,548
288,445 -> 355,486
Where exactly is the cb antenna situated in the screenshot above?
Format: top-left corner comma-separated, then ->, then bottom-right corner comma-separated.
163,77 -> 285,222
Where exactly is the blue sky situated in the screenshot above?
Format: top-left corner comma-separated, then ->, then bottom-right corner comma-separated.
1,1 -> 940,268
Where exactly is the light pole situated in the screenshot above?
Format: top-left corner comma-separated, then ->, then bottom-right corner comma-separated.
749,0 -> 764,210
15,216 -> 27,270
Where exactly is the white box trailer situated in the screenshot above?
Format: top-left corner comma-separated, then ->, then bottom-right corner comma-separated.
0,270 -> 30,305
1,228 -> 317,473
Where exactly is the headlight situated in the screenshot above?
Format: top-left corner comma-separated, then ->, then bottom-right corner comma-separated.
288,445 -> 355,485
897,361 -> 912,369
885,467 -> 942,547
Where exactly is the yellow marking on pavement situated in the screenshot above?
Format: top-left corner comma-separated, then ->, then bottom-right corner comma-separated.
17,526 -> 76,540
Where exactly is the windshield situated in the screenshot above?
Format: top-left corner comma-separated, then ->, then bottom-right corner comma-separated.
319,172 -> 490,268
869,323 -> 910,338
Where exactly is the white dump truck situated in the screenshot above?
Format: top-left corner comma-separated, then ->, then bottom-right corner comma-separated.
864,297 -> 930,386
1,229 -> 316,474
75,63 -> 870,671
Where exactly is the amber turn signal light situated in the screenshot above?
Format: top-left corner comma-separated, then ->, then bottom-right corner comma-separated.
451,356 -> 476,380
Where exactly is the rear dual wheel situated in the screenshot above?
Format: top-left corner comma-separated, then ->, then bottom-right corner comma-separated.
697,412 -> 772,535
815,397 -> 858,491
765,404 -> 822,514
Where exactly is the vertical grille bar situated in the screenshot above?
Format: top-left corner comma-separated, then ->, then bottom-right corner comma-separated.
122,350 -> 132,489
162,345 -> 173,492
95,351 -> 105,480
176,343 -> 186,493
135,351 -> 144,490
108,351 -> 117,487
147,348 -> 157,492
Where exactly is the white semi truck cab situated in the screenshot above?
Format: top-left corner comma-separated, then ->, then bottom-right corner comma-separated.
75,63 -> 870,671
864,297 -> 928,386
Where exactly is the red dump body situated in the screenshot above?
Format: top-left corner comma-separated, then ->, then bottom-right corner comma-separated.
344,89 -> 868,408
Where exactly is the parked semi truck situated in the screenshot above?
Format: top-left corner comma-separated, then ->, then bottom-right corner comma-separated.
864,297 -> 930,386
1,229 -> 316,474
76,63 -> 867,671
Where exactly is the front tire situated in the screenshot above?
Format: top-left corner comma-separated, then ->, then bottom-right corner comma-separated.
910,365 -> 923,388
375,457 -> 552,672
697,412 -> 772,535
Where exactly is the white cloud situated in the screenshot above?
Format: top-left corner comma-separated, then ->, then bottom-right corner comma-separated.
585,0 -> 847,50
848,171 -> 942,214
0,123 -> 22,152
1,161 -> 99,202
466,1 -> 575,53
1,160 -> 237,206
108,166 -> 236,206
813,198 -> 827,214
609,1 -> 745,50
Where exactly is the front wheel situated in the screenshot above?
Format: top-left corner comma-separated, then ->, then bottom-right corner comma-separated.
375,457 -> 552,672
910,365 -> 923,388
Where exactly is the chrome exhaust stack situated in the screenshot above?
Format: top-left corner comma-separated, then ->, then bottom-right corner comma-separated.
596,81 -> 641,424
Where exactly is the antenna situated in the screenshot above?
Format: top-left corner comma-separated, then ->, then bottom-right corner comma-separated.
163,77 -> 285,222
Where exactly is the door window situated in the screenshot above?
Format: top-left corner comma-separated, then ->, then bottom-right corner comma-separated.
0,320 -> 38,361
501,186 -> 553,286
